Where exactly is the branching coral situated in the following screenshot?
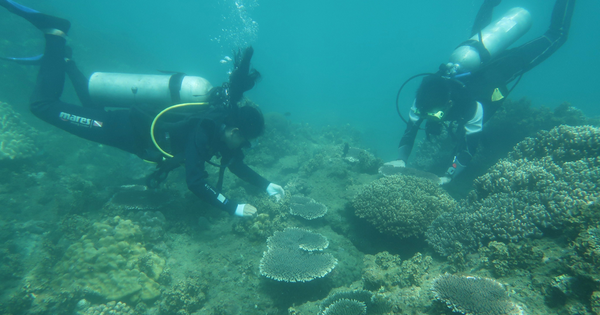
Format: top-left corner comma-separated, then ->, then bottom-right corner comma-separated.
353,174 -> 456,238
427,125 -> 600,257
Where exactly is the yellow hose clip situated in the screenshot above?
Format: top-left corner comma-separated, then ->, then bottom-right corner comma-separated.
150,102 -> 210,158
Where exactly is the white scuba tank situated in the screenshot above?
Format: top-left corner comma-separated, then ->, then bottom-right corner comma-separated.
448,7 -> 532,74
88,72 -> 213,109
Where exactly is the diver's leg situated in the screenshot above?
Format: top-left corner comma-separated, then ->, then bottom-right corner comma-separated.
64,49 -> 96,109
491,0 -> 576,83
471,0 -> 502,37
30,34 -> 142,155
515,0 -> 575,72
0,0 -> 70,32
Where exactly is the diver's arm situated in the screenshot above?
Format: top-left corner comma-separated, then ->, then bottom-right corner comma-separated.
228,155 -> 270,190
445,102 -> 484,179
472,0 -> 502,37
185,131 -> 239,215
397,102 -> 423,162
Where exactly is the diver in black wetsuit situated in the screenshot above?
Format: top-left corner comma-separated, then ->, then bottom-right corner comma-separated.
386,0 -> 576,185
0,0 -> 285,217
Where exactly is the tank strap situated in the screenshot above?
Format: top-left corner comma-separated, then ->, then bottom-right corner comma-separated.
168,72 -> 186,104
457,39 -> 492,65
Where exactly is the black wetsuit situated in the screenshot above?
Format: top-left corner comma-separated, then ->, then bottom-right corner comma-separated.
30,35 -> 270,215
397,0 -> 576,176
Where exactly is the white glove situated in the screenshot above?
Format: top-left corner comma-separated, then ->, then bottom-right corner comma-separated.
235,204 -> 257,217
438,176 -> 452,185
266,183 -> 285,202
384,160 -> 406,168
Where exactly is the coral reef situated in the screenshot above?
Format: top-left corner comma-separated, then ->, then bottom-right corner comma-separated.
353,174 -> 456,238
52,216 -> 165,302
233,194 -> 292,241
158,276 -> 207,315
0,101 -> 38,160
508,125 -> 600,163
260,227 -> 337,282
130,211 -> 168,254
362,252 -> 433,290
342,146 -> 382,174
478,241 -> 544,278
427,125 -> 600,256
289,195 -> 328,220
432,274 -> 521,315
74,300 -> 136,315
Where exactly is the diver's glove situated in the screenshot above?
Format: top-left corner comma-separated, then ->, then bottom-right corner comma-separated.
439,156 -> 467,185
235,204 -> 257,217
266,183 -> 285,202
228,46 -> 261,106
438,176 -> 452,185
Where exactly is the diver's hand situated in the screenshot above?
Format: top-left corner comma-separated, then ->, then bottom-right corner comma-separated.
438,176 -> 452,186
384,160 -> 406,168
229,46 -> 261,105
266,183 -> 285,202
235,204 -> 257,217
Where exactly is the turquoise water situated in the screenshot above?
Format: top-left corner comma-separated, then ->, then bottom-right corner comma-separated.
3,0 -> 597,159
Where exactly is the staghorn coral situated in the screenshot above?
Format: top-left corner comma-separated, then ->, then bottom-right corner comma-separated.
353,174 -> 456,238
52,216 -> 165,302
321,298 -> 367,315
0,101 -> 38,160
260,228 -> 337,282
432,274 -> 521,315
289,195 -> 328,220
427,125 -> 600,257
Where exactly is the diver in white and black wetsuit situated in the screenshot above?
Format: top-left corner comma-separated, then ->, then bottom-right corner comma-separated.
0,0 -> 285,217
388,0 -> 576,185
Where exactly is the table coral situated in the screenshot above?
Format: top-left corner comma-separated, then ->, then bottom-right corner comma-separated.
52,216 -> 165,302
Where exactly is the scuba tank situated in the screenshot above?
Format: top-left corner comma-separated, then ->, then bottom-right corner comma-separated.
88,72 -> 213,110
447,7 -> 532,75
396,7 -> 532,125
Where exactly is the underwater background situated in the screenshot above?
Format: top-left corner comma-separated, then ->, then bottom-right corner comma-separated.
2,0 -> 600,315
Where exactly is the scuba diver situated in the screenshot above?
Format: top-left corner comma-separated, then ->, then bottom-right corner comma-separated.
387,0 -> 576,185
0,0 -> 285,217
